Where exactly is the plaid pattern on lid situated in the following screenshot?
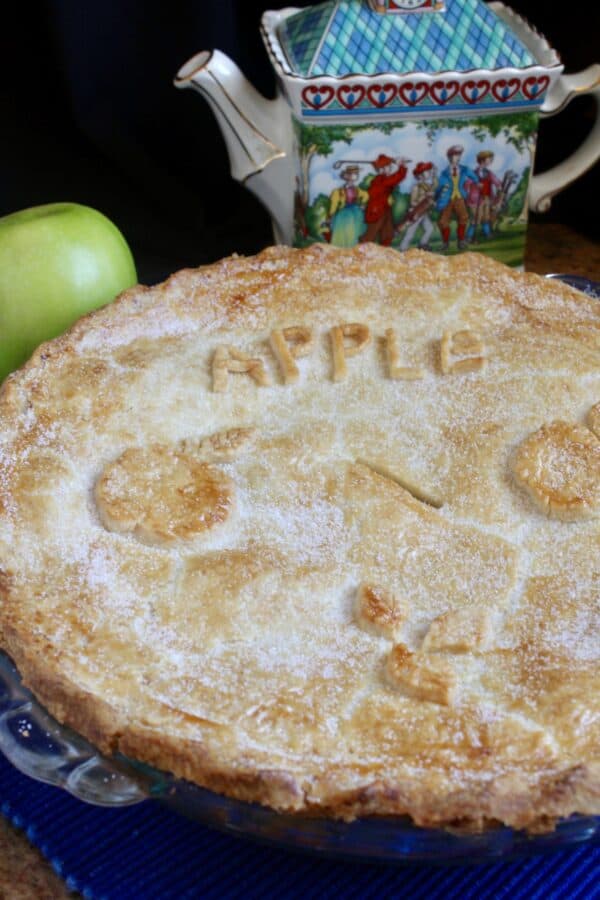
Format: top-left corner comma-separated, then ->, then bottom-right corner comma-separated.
278,0 -> 536,77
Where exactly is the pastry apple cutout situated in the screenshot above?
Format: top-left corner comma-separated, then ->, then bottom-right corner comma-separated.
95,445 -> 234,545
512,420 -> 600,521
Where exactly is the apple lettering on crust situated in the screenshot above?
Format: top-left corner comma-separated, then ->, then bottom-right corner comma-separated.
384,328 -> 425,381
330,323 -> 371,382
212,345 -> 271,392
269,326 -> 314,383
208,322 -> 493,392
440,329 -> 486,375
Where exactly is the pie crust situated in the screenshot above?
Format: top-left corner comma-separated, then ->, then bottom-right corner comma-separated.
0,245 -> 598,832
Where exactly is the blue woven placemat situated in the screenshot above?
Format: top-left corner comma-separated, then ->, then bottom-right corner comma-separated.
1,752 -> 598,900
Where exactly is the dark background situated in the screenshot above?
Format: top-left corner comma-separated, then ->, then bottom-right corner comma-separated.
3,0 -> 599,284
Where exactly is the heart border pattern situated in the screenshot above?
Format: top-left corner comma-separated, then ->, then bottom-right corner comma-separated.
429,80 -> 460,105
491,78 -> 522,103
366,83 -> 397,108
337,84 -> 367,110
301,85 -> 336,110
522,75 -> 551,101
299,76 -> 551,114
460,79 -> 491,104
397,81 -> 429,107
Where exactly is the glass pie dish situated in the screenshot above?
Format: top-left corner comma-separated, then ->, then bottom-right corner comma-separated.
1,650 -> 598,864
1,275 -> 598,865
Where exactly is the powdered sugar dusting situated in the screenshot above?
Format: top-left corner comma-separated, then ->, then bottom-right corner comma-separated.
0,246 -> 598,812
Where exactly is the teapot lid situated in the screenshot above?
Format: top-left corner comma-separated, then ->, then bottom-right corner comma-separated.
278,0 -> 536,77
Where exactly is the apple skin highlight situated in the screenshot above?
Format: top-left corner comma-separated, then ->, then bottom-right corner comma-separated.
0,202 -> 137,382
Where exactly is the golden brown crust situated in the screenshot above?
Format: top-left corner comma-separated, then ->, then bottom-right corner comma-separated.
0,244 -> 598,832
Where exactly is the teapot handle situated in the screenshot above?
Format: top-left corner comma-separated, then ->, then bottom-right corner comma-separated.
529,64 -> 600,213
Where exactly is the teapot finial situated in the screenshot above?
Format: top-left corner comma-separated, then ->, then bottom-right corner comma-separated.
366,0 -> 445,12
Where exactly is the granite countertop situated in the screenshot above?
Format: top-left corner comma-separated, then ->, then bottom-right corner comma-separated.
0,221 -> 598,900
0,816 -> 74,899
526,221 -> 600,278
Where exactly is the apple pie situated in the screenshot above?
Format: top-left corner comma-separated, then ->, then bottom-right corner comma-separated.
0,244 -> 598,832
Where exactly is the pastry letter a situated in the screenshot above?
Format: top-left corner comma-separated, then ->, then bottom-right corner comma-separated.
212,345 -> 271,392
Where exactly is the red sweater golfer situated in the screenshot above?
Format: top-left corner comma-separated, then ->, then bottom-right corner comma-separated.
360,154 -> 408,246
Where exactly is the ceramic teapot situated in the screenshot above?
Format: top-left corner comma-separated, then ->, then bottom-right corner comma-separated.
175,0 -> 600,267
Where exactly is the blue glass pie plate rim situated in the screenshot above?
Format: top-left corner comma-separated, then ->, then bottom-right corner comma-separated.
0,273 -> 598,865
1,647 -> 598,865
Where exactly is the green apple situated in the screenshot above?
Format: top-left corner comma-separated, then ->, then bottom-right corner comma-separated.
0,202 -> 137,382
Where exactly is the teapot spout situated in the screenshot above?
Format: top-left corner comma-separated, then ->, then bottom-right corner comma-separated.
175,49 -> 287,184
